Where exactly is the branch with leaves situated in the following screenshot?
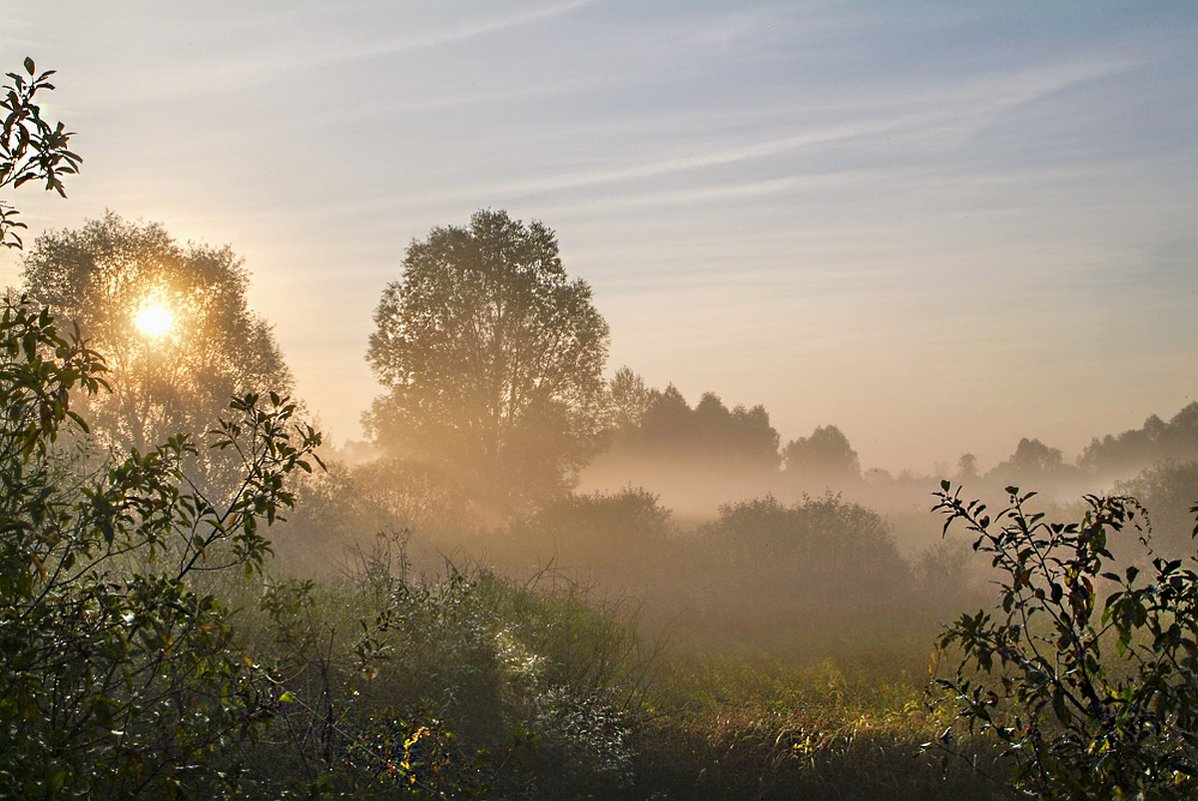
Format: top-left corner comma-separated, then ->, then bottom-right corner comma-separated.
929,480 -> 1198,799
1,57 -> 82,249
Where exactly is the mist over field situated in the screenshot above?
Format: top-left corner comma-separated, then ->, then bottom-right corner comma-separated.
1,2 -> 1196,799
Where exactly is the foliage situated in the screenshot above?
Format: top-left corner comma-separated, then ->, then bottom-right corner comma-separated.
240,532 -> 645,800
956,453 -> 980,482
628,385 -> 781,471
931,481 -> 1198,799
22,212 -> 293,462
365,209 -> 609,513
0,296 -> 321,798
1,57 -> 81,249
587,384 -> 781,512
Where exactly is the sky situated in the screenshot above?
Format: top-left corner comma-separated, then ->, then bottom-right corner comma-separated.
2,1 -> 1195,473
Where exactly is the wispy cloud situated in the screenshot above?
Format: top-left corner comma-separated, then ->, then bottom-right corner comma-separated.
426,115 -> 934,203
331,0 -> 601,61
405,54 -> 1140,208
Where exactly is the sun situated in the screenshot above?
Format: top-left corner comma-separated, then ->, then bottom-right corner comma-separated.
133,301 -> 174,339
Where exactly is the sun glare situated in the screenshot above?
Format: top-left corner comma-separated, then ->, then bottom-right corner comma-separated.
133,301 -> 174,339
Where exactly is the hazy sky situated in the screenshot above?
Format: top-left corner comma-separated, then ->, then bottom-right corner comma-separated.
2,1 -> 1195,472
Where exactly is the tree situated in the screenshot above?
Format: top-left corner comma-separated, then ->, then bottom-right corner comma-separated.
782,424 -> 860,486
605,366 -> 651,431
1080,403 -> 1198,477
21,212 -> 293,461
365,209 -> 609,511
1,57 -> 81,249
987,436 -> 1070,486
1117,460 -> 1198,556
635,384 -> 695,452
932,482 -> 1198,799
605,384 -> 780,470
955,452 -> 979,482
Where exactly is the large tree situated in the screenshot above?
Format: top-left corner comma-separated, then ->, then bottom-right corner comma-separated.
366,209 -> 609,510
21,212 -> 293,457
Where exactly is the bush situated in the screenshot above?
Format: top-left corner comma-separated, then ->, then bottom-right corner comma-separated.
239,531 -> 647,799
687,494 -> 912,639
0,297 -> 321,798
511,488 -> 673,576
931,481 -> 1198,799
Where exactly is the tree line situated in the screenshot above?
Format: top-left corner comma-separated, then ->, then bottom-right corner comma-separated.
13,204 -> 1198,523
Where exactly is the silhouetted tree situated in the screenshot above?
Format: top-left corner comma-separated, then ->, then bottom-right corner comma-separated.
605,366 -> 652,431
694,393 -> 779,469
1080,403 -> 1198,476
782,424 -> 860,486
365,209 -> 609,512
636,384 -> 695,453
987,437 -> 1069,485
583,384 -> 781,512
22,212 -> 293,458
603,385 -> 779,470
955,452 -> 979,482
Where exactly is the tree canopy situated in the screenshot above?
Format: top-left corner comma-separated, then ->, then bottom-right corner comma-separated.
986,436 -> 1071,486
365,209 -> 609,511
781,424 -> 861,486
21,212 -> 292,457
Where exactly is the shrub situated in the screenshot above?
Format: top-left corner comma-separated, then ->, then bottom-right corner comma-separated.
931,481 -> 1198,799
0,297 -> 320,798
691,494 -> 911,634
242,531 -> 645,799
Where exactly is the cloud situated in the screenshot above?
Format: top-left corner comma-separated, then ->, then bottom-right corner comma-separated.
331,0 -> 602,61
423,115 -> 933,203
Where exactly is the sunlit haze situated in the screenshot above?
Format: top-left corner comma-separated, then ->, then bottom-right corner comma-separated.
133,300 -> 173,339
1,1 -> 1194,473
